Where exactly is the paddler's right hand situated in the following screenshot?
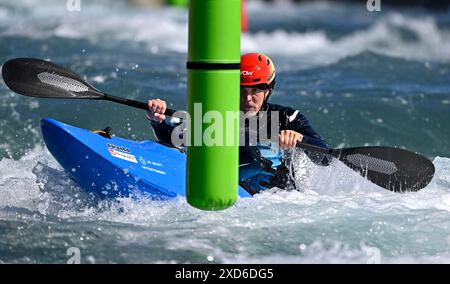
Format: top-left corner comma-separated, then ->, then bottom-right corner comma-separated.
146,99 -> 167,123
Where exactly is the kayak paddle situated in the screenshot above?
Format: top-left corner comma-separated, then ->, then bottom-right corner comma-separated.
1,57 -> 176,116
295,141 -> 435,193
2,57 -> 435,192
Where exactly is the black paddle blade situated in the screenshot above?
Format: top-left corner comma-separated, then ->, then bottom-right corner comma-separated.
2,58 -> 104,99
334,147 -> 435,192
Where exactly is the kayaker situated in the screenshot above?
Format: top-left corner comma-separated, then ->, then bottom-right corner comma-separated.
146,52 -> 331,192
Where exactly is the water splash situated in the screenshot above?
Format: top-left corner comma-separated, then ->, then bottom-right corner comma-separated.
1,146 -> 450,263
1,0 -> 449,66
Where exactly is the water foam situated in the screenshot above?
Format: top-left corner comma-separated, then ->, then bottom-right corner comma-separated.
2,0 -> 449,67
1,146 -> 449,219
1,145 -> 450,263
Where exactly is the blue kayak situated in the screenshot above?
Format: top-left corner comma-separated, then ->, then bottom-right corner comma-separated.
41,118 -> 256,199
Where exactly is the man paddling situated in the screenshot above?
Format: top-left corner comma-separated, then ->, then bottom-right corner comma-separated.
146,53 -> 331,192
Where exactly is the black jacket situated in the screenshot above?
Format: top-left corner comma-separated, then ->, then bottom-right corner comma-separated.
252,103 -> 329,162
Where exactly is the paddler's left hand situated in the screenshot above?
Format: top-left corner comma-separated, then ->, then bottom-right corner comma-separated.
279,130 -> 303,148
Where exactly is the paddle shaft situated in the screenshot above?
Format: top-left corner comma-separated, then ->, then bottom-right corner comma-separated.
104,94 -> 176,117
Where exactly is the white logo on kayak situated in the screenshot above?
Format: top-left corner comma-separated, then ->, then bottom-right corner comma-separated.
108,147 -> 137,163
138,156 -> 163,167
107,143 -> 130,153
141,166 -> 166,175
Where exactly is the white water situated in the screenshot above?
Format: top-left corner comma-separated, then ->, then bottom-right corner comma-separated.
1,0 -> 450,264
1,147 -> 450,263
1,0 -> 450,69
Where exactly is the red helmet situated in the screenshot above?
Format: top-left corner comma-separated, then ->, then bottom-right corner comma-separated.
240,53 -> 276,89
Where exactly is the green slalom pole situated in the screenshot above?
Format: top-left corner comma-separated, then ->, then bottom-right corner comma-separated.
186,0 -> 241,210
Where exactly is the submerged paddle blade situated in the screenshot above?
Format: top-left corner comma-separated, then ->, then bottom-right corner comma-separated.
2,58 -> 104,99
334,146 -> 435,192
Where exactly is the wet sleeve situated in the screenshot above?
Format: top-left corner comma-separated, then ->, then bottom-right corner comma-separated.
150,120 -> 177,145
286,110 -> 332,166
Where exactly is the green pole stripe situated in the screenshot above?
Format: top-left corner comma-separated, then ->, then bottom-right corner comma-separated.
186,62 -> 240,70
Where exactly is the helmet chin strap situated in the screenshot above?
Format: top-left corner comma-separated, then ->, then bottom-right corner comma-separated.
263,80 -> 275,108
261,88 -> 273,110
